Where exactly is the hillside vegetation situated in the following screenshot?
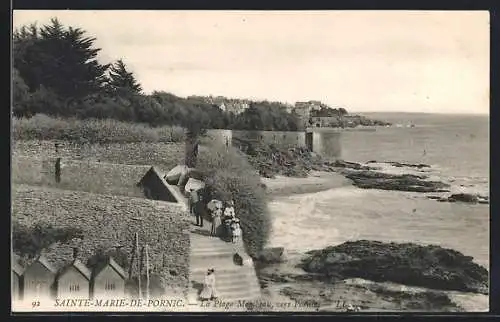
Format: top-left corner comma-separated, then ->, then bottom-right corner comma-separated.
12,184 -> 190,297
13,114 -> 184,144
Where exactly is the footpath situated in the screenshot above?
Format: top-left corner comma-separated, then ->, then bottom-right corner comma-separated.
186,223 -> 262,312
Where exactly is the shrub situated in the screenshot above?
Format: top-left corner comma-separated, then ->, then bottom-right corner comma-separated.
12,114 -> 184,144
86,245 -> 130,271
12,221 -> 84,259
197,143 -> 270,258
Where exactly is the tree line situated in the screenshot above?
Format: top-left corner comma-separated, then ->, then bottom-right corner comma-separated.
13,18 -> 304,133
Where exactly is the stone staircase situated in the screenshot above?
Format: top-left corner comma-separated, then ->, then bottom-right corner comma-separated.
187,227 -> 262,311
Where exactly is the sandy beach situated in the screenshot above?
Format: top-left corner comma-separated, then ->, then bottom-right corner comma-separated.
262,171 -> 352,198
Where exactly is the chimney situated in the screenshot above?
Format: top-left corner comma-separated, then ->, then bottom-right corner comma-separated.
72,247 -> 79,260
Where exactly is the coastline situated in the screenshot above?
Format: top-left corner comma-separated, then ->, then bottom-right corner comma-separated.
257,170 -> 489,312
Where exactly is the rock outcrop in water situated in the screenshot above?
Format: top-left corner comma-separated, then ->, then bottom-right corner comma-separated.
299,240 -> 488,294
367,160 -> 431,169
340,170 -> 450,193
428,193 -> 489,205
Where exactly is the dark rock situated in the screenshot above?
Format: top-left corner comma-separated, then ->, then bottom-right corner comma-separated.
329,160 -> 375,171
388,162 -> 430,169
257,247 -> 286,264
366,161 -> 431,169
299,240 -> 488,294
447,193 -> 478,203
342,170 -> 449,193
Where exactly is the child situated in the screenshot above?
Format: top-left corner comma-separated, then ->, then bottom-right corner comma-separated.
231,219 -> 242,244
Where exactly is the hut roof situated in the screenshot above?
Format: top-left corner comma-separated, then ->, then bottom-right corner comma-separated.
31,255 -> 57,274
136,166 -> 187,207
93,256 -> 127,280
58,259 -> 92,281
12,260 -> 24,276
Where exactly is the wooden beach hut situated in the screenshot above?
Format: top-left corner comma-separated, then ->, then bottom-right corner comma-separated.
91,257 -> 126,298
12,259 -> 24,301
23,256 -> 57,300
56,259 -> 92,299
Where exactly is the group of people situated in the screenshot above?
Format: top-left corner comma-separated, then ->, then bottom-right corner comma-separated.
207,199 -> 242,243
189,188 -> 243,243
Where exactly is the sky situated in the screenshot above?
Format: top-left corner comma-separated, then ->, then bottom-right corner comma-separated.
13,10 -> 490,114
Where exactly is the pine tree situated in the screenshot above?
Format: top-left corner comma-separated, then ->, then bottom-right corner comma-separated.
108,59 -> 142,95
13,18 -> 110,108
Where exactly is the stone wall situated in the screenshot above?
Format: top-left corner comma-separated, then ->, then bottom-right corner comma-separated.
12,184 -> 190,297
12,140 -> 185,170
12,156 -> 151,198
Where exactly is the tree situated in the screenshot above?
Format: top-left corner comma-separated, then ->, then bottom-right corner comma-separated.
107,59 -> 143,95
13,18 -> 110,113
12,68 -> 31,117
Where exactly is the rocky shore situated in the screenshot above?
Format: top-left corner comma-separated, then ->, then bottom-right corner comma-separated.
300,241 -> 488,294
245,144 -> 488,204
255,240 -> 489,312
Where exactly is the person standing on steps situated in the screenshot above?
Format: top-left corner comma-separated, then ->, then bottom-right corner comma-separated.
190,189 -> 204,227
231,219 -> 242,244
210,202 -> 223,237
199,268 -> 218,301
223,200 -> 236,241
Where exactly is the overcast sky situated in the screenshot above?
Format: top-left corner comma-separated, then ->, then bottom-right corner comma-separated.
13,10 -> 489,114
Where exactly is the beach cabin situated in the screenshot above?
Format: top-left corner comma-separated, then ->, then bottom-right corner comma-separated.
56,259 -> 92,299
12,260 -> 24,301
91,257 -> 126,298
23,256 -> 57,300
137,166 -> 179,202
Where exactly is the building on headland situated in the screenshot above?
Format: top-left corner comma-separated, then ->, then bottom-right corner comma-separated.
293,101 -> 336,128
188,95 -> 251,115
56,259 -> 92,299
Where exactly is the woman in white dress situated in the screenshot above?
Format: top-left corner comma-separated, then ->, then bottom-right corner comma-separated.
210,202 -> 223,237
199,268 -> 218,301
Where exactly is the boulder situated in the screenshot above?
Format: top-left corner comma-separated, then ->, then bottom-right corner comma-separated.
300,240 -> 488,294
165,165 -> 189,185
257,247 -> 286,264
448,193 -> 479,204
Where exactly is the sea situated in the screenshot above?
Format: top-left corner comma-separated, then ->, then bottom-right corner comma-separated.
267,112 -> 490,270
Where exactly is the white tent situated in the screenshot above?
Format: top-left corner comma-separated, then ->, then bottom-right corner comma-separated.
184,178 -> 205,193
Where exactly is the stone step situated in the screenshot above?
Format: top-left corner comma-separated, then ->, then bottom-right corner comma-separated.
190,241 -> 238,250
190,252 -> 236,260
191,244 -> 240,253
189,275 -> 254,288
190,269 -> 251,280
191,246 -> 234,252
214,289 -> 262,302
189,256 -> 241,268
